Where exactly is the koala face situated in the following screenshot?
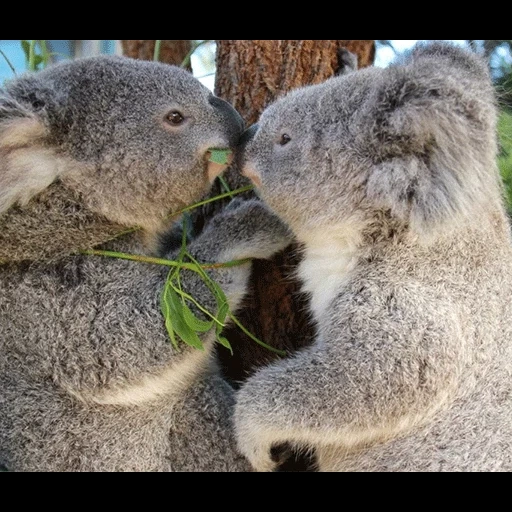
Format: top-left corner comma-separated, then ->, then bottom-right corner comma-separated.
241,43 -> 499,240
0,56 -> 244,233
240,72 -> 376,236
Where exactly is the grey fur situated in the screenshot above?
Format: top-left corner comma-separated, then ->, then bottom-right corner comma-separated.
236,41 -> 512,471
0,55 -> 290,471
337,48 -> 358,75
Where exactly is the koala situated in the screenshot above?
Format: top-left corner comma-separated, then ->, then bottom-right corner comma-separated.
0,55 -> 292,471
235,41 -> 512,472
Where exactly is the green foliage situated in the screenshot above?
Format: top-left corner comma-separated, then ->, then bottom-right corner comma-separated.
0,49 -> 16,76
153,40 -> 162,62
81,183 -> 285,356
208,148 -> 232,165
20,40 -> 50,71
160,214 -> 232,353
498,109 -> 512,210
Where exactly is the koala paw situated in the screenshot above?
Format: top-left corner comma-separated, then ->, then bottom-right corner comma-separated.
212,199 -> 294,261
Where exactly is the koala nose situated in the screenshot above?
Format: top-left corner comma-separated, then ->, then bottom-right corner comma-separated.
208,95 -> 245,146
238,124 -> 259,151
236,124 -> 259,169
237,124 -> 262,187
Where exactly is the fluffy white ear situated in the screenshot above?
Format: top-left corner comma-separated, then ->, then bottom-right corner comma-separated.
0,115 -> 60,215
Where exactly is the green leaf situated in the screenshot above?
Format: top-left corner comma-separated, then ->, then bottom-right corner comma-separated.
211,280 -> 229,312
161,276 -> 179,350
215,302 -> 229,329
182,302 -> 214,332
216,333 -> 233,354
166,284 -> 204,350
208,148 -> 232,165
21,40 -> 30,60
173,285 -> 224,327
215,302 -> 232,353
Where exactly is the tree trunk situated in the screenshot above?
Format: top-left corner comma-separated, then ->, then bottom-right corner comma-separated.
212,40 -> 376,385
120,40 -> 192,70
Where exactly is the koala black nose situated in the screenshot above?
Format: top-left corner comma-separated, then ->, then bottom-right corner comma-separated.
235,124 -> 259,171
238,124 -> 259,150
209,95 -> 245,145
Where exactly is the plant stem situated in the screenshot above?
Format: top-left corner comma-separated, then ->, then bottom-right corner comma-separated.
218,176 -> 233,194
39,40 -> 49,67
173,287 -> 224,327
153,40 -> 162,62
170,185 -> 254,218
28,40 -> 36,71
228,313 -> 286,356
79,249 -> 251,270
0,49 -> 16,75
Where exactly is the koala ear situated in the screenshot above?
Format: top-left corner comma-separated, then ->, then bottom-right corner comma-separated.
364,42 -> 497,236
0,79 -> 61,215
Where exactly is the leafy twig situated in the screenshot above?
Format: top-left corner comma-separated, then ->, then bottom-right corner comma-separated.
0,49 -> 16,75
172,184 -> 253,217
153,40 -> 162,62
78,249 -> 251,270
229,313 -> 286,356
28,40 -> 36,71
39,40 -> 49,68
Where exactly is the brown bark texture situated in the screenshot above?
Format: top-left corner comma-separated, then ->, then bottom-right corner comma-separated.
120,40 -> 192,70
212,40 -> 376,386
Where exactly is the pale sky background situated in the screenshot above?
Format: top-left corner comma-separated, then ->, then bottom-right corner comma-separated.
2,40 -> 510,91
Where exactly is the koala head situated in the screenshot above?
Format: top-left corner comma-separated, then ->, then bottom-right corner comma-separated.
0,55 -> 243,261
240,42 -> 501,242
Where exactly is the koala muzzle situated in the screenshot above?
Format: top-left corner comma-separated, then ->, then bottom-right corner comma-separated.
208,95 -> 245,147
238,123 -> 259,151
236,123 -> 259,169
237,124 -> 261,186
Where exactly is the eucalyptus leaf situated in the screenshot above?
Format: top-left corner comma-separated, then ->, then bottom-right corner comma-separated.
215,301 -> 229,325
182,302 -> 214,333
215,302 -> 232,353
209,148 -> 232,165
167,284 -> 204,350
216,334 -> 233,354
21,40 -> 30,60
161,277 -> 179,350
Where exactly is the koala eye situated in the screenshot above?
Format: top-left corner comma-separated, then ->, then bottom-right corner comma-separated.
279,133 -> 292,146
165,110 -> 185,126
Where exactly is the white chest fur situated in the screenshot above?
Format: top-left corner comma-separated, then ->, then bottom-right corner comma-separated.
297,226 -> 360,323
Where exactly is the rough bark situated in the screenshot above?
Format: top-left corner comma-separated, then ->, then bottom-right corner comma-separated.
215,40 -> 374,125
120,40 -> 192,70
212,40 -> 376,386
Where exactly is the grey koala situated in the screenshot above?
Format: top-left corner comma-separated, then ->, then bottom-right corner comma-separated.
0,55 -> 291,471
236,41 -> 512,472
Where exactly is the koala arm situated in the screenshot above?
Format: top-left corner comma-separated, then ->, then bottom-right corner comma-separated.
167,199 -> 294,316
234,281 -> 466,471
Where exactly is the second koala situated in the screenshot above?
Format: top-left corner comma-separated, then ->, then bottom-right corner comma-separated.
0,56 -> 291,471
236,42 -> 512,471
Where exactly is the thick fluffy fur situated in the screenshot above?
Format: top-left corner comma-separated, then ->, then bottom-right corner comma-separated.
236,42 -> 512,471
0,56 -> 291,471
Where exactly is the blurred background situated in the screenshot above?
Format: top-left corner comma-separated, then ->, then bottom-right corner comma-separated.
1,39 -> 511,211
